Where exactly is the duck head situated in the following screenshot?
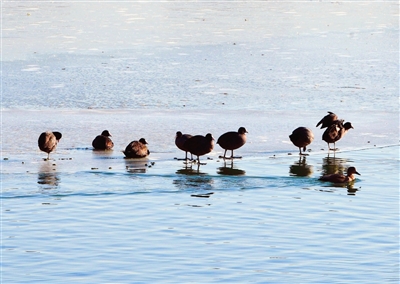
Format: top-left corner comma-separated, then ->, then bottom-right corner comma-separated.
101,130 -> 112,137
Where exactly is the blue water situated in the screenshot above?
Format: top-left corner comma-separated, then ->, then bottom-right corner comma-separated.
2,145 -> 399,283
1,1 -> 399,283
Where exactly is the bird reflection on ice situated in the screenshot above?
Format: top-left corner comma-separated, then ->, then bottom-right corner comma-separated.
37,162 -> 60,190
217,160 -> 246,176
289,156 -> 313,177
321,154 -> 349,176
174,165 -> 214,191
124,158 -> 149,173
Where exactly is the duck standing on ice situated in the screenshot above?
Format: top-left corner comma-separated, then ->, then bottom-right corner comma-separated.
38,131 -> 62,160
183,133 -> 214,165
322,120 -> 354,151
175,131 -> 193,161
217,127 -> 248,159
289,127 -> 314,155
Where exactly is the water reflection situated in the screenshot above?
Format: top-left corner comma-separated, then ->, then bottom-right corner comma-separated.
173,165 -> 214,191
38,162 -> 60,190
321,182 -> 361,196
321,155 -> 349,176
346,183 -> 360,195
217,160 -> 246,176
124,158 -> 149,173
320,155 -> 361,195
92,149 -> 114,158
289,156 -> 313,177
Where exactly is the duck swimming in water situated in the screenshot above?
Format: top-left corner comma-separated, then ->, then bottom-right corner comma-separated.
38,131 -> 62,160
183,133 -> 214,165
175,131 -> 193,160
92,130 -> 114,150
322,120 -> 353,151
289,127 -> 314,155
316,111 -> 338,129
217,127 -> 247,159
319,166 -> 360,183
123,138 -> 150,158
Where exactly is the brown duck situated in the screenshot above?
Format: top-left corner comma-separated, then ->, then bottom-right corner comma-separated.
319,166 -> 360,183
316,111 -> 338,129
183,133 -> 214,165
123,138 -> 150,158
92,130 -> 114,150
289,127 -> 314,155
322,121 -> 353,151
175,131 -> 193,160
38,131 -> 62,160
217,127 -> 248,159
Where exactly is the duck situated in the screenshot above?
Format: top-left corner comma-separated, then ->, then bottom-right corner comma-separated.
38,131 -> 62,160
123,138 -> 150,158
183,133 -> 214,165
175,131 -> 193,160
92,130 -> 114,150
322,120 -> 353,151
316,111 -> 338,129
289,127 -> 314,155
319,166 -> 360,183
217,127 -> 248,159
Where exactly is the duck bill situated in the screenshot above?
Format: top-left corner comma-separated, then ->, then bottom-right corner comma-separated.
355,171 -> 361,175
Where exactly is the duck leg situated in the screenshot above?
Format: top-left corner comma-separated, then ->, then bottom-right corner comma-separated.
177,153 -> 188,161
178,151 -> 193,162
231,149 -> 242,159
196,156 -> 207,165
327,143 -> 336,151
299,146 -> 309,156
219,149 -> 228,159
332,142 -> 339,151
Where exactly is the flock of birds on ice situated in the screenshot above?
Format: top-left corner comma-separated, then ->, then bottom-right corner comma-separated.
37,111 -> 360,184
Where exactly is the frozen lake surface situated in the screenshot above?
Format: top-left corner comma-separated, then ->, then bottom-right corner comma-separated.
1,1 -> 399,283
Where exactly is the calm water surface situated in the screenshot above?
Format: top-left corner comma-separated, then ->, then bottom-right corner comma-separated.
2,145 -> 399,283
2,1 -> 399,283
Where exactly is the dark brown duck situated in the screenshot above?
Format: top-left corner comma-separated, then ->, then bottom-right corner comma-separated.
123,138 -> 150,158
322,121 -> 353,151
183,133 -> 214,164
319,166 -> 360,183
175,131 -> 193,160
92,130 -> 114,150
38,131 -> 62,160
217,127 -> 248,159
289,127 -> 314,155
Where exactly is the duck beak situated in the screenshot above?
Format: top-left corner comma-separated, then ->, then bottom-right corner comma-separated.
355,171 -> 360,175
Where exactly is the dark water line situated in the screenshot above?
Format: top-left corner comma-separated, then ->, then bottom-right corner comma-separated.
0,190 -> 156,200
